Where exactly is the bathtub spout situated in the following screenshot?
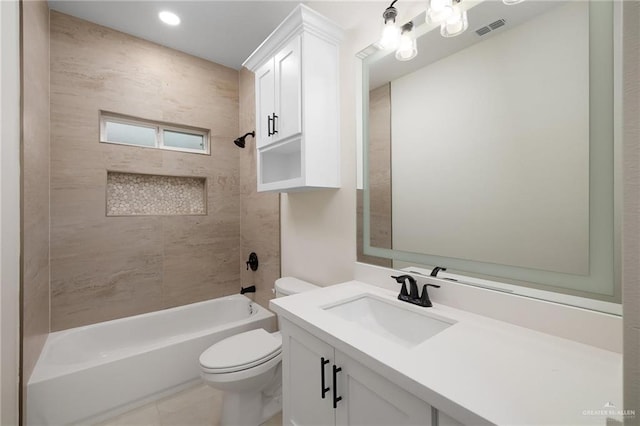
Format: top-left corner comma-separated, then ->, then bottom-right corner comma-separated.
240,285 -> 256,294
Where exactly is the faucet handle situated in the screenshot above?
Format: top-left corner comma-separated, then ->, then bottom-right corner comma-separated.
419,284 -> 440,307
391,275 -> 409,297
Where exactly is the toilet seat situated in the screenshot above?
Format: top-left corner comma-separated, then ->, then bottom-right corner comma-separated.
200,329 -> 282,374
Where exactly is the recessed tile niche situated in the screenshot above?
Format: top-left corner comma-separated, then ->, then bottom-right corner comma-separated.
107,171 -> 206,216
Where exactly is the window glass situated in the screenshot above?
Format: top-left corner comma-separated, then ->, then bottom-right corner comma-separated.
104,121 -> 156,147
163,130 -> 205,151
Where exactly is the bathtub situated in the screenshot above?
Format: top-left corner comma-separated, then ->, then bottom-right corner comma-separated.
27,294 -> 275,425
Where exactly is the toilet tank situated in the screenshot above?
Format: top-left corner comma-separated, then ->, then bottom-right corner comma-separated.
274,277 -> 318,298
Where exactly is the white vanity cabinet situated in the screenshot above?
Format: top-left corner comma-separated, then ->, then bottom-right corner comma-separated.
280,318 -> 433,426
243,5 -> 343,192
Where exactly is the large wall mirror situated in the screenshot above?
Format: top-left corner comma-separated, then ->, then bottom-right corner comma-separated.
358,0 -> 621,312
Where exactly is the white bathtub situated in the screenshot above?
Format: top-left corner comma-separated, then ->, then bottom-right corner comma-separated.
27,294 -> 275,425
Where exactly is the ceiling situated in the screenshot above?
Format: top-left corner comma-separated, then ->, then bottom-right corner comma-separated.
47,1 -> 301,70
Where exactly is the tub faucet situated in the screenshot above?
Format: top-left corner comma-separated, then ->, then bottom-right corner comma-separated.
240,285 -> 256,294
391,275 -> 440,308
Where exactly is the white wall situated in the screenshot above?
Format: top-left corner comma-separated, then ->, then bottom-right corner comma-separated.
280,1 -> 422,286
0,0 -> 22,423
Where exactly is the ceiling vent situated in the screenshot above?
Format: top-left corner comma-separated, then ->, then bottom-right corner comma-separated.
475,19 -> 506,36
489,19 -> 506,30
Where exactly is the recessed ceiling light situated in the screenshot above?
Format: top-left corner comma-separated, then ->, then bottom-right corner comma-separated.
159,11 -> 180,26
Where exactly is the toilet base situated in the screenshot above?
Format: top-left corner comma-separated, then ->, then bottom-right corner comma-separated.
202,359 -> 282,426
221,391 -> 262,426
219,386 -> 281,426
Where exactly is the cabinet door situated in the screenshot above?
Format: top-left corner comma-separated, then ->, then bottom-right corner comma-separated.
273,35 -> 302,142
437,411 -> 465,426
334,350 -> 432,426
255,59 -> 275,148
282,320 -> 335,426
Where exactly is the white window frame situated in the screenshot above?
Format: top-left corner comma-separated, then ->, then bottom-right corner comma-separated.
99,111 -> 210,155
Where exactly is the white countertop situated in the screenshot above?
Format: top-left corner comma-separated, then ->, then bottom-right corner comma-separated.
270,281 -> 623,426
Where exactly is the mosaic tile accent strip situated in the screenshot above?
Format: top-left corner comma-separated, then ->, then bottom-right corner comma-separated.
107,172 -> 206,216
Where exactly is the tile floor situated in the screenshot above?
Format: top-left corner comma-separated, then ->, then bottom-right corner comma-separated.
96,382 -> 282,426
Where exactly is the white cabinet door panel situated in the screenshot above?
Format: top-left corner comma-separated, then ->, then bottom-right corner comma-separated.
283,321 -> 335,426
334,350 -> 432,426
274,35 -> 302,142
437,411 -> 465,426
256,59 -> 275,147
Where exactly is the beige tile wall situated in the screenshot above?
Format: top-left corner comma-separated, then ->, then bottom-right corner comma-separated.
238,68 -> 280,313
21,0 -> 51,397
357,83 -> 392,268
50,12 -> 241,330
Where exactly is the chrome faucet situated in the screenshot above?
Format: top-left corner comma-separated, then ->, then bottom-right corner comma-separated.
391,275 -> 440,308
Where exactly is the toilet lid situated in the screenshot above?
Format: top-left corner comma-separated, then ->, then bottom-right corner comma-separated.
275,277 -> 318,296
199,329 -> 282,373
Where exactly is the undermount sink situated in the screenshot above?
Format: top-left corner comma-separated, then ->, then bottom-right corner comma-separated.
323,295 -> 455,348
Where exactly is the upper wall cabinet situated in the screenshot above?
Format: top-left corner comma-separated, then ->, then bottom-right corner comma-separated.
255,36 -> 302,147
243,5 -> 343,192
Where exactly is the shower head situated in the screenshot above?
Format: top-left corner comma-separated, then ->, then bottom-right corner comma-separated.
233,131 -> 255,148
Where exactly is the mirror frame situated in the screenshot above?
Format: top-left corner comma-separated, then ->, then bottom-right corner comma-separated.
358,0 -> 622,314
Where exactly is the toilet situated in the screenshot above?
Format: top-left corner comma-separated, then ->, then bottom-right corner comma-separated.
199,277 -> 318,426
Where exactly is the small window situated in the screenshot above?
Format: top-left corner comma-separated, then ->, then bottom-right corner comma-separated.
100,112 -> 210,154
104,121 -> 156,147
162,129 -> 205,151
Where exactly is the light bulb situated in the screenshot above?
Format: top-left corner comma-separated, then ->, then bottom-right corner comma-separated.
395,22 -> 417,61
379,5 -> 401,50
426,0 -> 453,25
379,20 -> 401,50
503,0 -> 525,4
440,4 -> 468,37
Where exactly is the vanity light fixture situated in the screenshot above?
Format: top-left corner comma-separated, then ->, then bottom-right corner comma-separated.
159,11 -> 181,26
379,0 -> 417,60
440,1 -> 468,37
381,0 -> 473,59
426,0 -> 467,37
379,0 -> 401,50
395,22 -> 418,61
426,0 -> 453,25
